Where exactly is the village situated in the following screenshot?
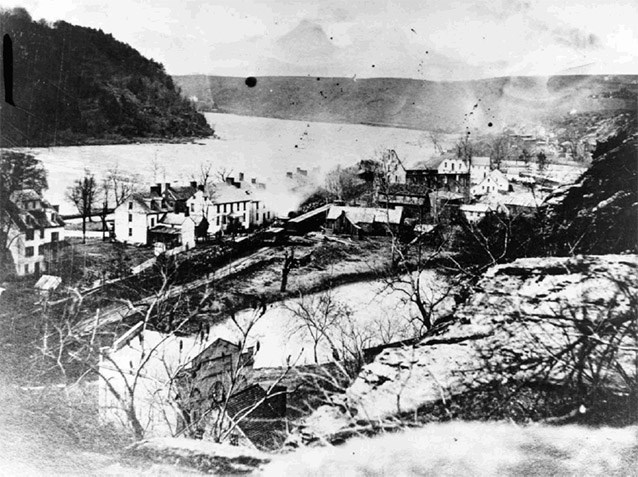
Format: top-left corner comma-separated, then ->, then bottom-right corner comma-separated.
0,120 -> 597,453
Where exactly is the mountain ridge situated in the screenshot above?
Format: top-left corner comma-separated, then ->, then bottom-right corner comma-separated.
174,74 -> 637,132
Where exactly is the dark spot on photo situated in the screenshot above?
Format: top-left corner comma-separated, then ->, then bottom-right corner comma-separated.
488,122 -> 493,127
245,76 -> 257,87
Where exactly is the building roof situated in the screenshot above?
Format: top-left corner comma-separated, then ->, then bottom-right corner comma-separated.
287,204 -> 331,224
166,184 -> 198,201
4,191 -> 65,230
460,203 -> 495,213
384,183 -> 430,196
10,189 -> 42,203
34,274 -> 62,291
212,184 -> 252,204
148,225 -> 181,235
161,212 -> 189,226
327,205 -> 403,225
407,156 -> 447,171
127,192 -> 166,213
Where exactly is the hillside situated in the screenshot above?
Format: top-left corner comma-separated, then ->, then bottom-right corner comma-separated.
0,8 -> 213,147
174,74 -> 637,132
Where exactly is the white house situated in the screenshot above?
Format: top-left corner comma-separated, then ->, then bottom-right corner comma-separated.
438,157 -> 469,175
186,181 -> 269,236
3,190 -> 65,276
148,213 -> 196,250
471,170 -> 510,197
113,191 -> 168,245
470,156 -> 491,185
459,202 -> 506,224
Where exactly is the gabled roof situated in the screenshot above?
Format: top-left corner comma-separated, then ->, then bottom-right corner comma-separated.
407,156 -> 446,171
28,209 -> 65,228
3,191 -> 65,230
327,205 -> 403,225
10,189 -> 41,203
212,184 -> 252,204
127,192 -> 166,213
161,212 -> 189,226
166,184 -> 199,201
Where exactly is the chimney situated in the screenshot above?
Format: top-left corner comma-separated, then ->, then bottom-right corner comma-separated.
226,177 -> 234,186
190,181 -> 197,189
238,172 -> 244,182
156,182 -> 162,194
165,182 -> 171,192
286,172 -> 293,178
52,205 -> 60,212
150,185 -> 160,195
251,178 -> 257,184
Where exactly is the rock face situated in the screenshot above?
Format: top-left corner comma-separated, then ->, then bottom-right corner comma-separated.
542,134 -> 637,255
298,254 -> 637,438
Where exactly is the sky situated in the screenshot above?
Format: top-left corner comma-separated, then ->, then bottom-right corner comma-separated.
3,0 -> 638,80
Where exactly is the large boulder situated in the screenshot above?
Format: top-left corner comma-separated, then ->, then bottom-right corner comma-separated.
298,254 -> 637,439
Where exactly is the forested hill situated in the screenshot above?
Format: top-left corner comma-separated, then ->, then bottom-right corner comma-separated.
0,8 -> 213,147
174,74 -> 637,132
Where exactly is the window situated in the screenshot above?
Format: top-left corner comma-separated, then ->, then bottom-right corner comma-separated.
243,202 -> 247,211
51,232 -> 59,242
25,246 -> 34,257
256,213 -> 259,221
128,202 -> 133,210
230,203 -> 233,213
190,204 -> 195,212
51,213 -> 55,221
34,262 -> 40,275
128,213 -> 132,222
216,216 -> 220,226
40,229 -> 45,239
150,218 -> 155,227
128,228 -> 132,237
451,162 -> 455,171
25,229 -> 34,241
216,205 -> 220,213
223,204 -> 227,213
38,245 -> 44,255
24,264 -> 29,274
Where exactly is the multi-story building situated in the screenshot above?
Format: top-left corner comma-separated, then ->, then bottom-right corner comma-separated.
3,189 -> 65,276
113,186 -> 195,248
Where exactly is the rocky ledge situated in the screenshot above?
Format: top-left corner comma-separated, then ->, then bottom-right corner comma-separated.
296,254 -> 637,442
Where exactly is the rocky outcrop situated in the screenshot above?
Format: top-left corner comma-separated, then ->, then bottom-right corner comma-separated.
297,254 -> 637,440
542,134 -> 637,255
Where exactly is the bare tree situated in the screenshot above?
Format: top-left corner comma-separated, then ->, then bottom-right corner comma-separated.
455,134 -> 474,162
193,161 -> 214,190
67,169 -> 98,244
325,165 -> 362,202
216,166 -> 234,183
283,289 -> 344,364
490,134 -> 512,170
537,150 -> 548,173
100,177 -> 111,241
281,247 -> 295,292
107,164 -> 139,207
429,131 -> 444,155
174,303 -> 298,444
